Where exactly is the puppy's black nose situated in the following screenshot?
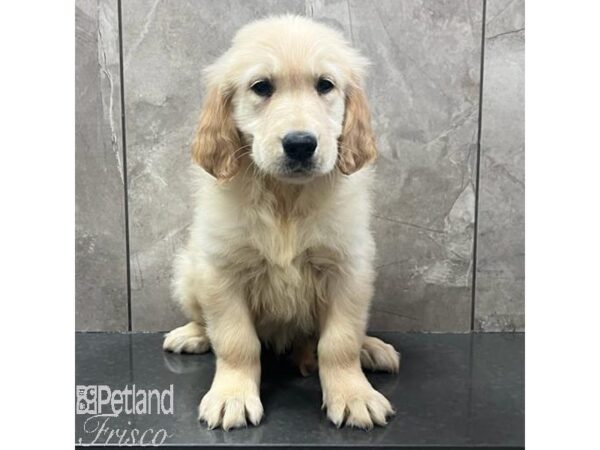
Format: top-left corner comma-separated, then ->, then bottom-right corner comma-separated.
282,131 -> 317,162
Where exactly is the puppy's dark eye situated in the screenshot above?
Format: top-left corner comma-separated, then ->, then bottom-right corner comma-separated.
316,78 -> 335,95
250,80 -> 274,97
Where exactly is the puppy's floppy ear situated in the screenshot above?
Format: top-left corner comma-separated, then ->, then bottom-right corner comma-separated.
191,85 -> 242,180
338,84 -> 377,175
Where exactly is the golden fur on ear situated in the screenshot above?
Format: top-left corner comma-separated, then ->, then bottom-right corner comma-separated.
191,86 -> 242,180
338,85 -> 377,175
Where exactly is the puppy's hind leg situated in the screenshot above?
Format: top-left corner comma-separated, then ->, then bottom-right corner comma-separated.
360,336 -> 401,374
294,336 -> 400,375
163,321 -> 211,354
291,337 -> 318,377
164,251 -> 211,354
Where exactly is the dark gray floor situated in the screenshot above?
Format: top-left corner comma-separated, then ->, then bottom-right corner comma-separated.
75,332 -> 524,449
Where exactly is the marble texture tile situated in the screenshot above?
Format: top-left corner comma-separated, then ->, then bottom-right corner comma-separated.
122,0 -> 306,330
474,0 -> 524,331
307,0 -> 482,331
122,0 -> 482,331
75,0 -> 128,331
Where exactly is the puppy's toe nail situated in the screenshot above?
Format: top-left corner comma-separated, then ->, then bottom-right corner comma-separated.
326,401 -> 346,427
346,415 -> 373,430
245,396 -> 264,426
347,399 -> 373,430
222,399 -> 247,430
367,402 -> 388,426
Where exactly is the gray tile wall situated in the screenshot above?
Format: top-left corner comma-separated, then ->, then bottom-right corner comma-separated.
76,0 -> 129,331
121,0 -> 308,331
312,0 -> 482,332
474,0 -> 525,331
76,0 -> 524,332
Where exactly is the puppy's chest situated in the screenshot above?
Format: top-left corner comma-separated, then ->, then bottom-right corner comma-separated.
232,218 -> 340,335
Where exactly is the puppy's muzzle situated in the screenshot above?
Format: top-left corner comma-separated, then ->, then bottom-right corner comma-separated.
282,131 -> 317,165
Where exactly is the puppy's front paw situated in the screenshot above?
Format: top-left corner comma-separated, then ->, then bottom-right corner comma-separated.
322,372 -> 394,429
198,383 -> 263,430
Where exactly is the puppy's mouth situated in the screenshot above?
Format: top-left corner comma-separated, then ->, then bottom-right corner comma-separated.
275,160 -> 318,182
287,159 -> 315,173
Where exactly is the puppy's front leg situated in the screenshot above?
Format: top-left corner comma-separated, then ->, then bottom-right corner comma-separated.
198,288 -> 262,430
318,276 -> 394,429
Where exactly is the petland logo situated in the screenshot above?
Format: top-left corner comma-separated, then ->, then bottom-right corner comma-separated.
76,385 -> 174,446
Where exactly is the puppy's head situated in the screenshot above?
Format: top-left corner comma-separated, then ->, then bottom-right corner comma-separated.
192,15 -> 377,183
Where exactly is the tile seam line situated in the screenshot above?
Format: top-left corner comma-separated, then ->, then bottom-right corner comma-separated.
117,0 -> 132,332
471,0 -> 487,331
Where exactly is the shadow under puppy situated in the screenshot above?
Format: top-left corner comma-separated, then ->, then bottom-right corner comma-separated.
164,15 -> 400,430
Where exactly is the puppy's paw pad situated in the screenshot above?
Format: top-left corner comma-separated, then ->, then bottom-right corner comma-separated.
360,336 -> 401,373
163,323 -> 210,354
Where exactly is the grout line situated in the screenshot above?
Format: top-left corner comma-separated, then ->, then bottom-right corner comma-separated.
470,0 -> 487,332
117,0 -> 133,332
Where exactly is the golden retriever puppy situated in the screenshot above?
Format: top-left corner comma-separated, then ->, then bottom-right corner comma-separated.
163,15 -> 400,430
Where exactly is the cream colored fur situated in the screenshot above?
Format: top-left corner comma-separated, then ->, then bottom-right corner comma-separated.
163,15 -> 400,431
